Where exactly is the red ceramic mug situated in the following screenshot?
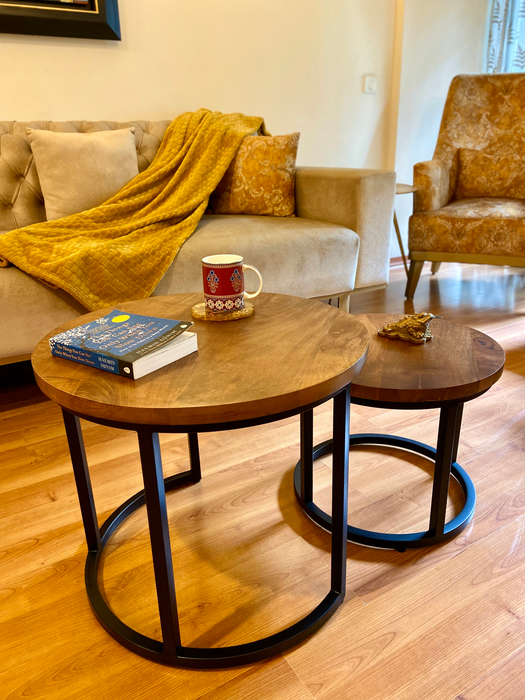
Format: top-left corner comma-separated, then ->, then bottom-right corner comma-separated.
202,254 -> 263,313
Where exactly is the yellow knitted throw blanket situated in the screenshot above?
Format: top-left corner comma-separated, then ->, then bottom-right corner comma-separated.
0,110 -> 266,310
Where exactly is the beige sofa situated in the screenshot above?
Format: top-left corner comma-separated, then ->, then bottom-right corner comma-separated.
0,120 -> 396,364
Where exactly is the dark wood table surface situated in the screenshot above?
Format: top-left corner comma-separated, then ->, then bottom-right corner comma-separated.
350,313 -> 505,405
31,293 -> 370,427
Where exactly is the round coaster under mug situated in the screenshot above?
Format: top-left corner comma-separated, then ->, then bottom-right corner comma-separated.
191,301 -> 255,322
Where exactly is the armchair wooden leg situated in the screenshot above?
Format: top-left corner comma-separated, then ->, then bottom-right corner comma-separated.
338,293 -> 350,312
431,262 -> 441,275
405,260 -> 424,300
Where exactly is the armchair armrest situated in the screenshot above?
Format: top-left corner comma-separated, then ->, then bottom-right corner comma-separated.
413,158 -> 457,212
295,167 -> 395,289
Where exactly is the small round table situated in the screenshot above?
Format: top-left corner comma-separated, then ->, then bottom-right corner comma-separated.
294,314 -> 505,551
31,293 -> 369,669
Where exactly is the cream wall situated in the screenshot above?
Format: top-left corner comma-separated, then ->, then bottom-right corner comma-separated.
1,0 -> 489,255
392,0 -> 488,256
0,0 -> 395,169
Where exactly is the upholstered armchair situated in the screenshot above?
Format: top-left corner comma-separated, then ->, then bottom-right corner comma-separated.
406,74 -> 525,299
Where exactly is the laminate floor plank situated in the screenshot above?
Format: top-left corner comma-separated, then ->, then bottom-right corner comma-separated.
194,657 -> 314,700
455,644 -> 525,700
285,518 -> 525,700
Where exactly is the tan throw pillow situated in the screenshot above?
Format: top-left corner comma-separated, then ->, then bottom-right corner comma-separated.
28,128 -> 139,221
208,132 -> 300,217
456,148 -> 525,200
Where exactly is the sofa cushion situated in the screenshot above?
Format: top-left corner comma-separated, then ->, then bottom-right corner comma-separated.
28,128 -> 139,221
409,197 -> 525,256
0,257 -> 87,360
154,214 -> 359,298
1,215 -> 359,359
455,148 -> 525,200
207,134 -> 300,217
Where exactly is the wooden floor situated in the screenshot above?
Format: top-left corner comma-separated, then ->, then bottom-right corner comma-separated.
2,262 -> 525,699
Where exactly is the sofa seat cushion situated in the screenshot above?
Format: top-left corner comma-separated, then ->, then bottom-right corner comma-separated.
0,256 -> 87,360
409,198 -> 525,256
1,215 -> 359,359
455,149 -> 525,200
153,214 -> 359,299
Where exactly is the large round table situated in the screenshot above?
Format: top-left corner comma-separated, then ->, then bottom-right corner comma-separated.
294,313 -> 505,551
31,293 -> 369,669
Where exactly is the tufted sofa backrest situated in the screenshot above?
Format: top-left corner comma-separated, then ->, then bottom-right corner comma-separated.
0,120 -> 171,232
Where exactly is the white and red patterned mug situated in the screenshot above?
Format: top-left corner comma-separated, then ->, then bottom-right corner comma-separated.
202,254 -> 263,313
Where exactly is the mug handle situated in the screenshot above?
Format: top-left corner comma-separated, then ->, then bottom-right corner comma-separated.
243,264 -> 263,299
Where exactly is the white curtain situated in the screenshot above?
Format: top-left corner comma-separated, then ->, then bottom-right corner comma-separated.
487,0 -> 525,72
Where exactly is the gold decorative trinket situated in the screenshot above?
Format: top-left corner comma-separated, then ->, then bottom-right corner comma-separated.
377,313 -> 442,344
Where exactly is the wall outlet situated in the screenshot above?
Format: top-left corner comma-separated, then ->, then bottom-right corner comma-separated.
363,75 -> 378,94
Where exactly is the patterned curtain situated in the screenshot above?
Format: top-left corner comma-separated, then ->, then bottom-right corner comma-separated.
487,0 -> 525,72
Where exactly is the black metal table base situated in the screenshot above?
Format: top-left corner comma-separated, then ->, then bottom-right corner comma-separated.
61,386 -> 351,668
293,403 -> 476,552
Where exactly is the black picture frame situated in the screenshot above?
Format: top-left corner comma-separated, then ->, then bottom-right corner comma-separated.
0,0 -> 120,41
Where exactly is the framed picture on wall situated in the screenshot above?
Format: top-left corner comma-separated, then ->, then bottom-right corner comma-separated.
0,0 -> 120,40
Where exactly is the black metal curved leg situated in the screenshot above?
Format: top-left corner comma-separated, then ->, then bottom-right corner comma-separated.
294,403 -> 475,551
187,433 -> 201,482
64,392 -> 351,669
428,403 -> 464,539
300,410 -> 314,504
137,431 -> 181,656
331,387 -> 349,595
62,410 -> 101,552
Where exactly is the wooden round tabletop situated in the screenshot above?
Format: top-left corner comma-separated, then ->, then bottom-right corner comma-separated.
350,314 -> 505,405
32,293 -> 369,427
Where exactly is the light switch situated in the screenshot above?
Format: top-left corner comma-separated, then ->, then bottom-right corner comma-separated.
363,75 -> 378,94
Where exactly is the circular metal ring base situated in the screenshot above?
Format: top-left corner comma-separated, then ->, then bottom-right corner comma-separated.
85,470 -> 344,668
293,433 -> 476,551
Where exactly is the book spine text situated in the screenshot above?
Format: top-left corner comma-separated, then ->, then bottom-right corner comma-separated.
51,343 -> 123,375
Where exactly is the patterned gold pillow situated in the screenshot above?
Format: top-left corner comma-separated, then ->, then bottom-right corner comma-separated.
208,132 -> 300,216
455,148 -> 525,200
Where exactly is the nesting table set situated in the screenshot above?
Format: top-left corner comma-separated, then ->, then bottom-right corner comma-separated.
32,293 -> 505,668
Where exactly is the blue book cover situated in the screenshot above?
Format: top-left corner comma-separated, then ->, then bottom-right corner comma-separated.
49,310 -> 194,378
